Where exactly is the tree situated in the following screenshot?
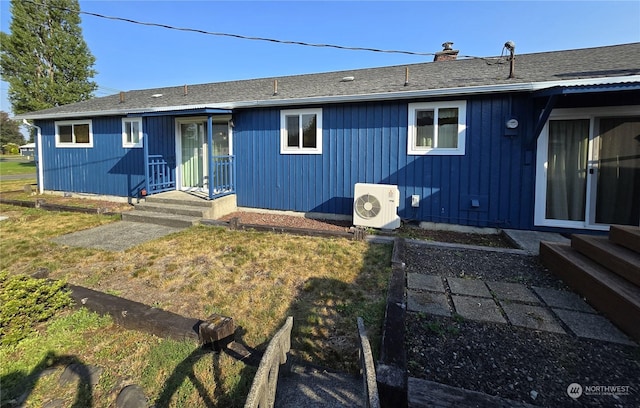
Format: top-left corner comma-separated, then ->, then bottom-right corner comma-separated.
0,0 -> 97,114
0,111 -> 25,149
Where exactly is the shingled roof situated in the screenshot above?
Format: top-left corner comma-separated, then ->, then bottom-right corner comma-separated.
17,42 -> 640,120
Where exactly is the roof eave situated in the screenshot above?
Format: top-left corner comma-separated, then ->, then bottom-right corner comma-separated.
15,75 -> 640,120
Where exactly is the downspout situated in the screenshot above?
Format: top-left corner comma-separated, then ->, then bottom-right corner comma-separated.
22,120 -> 44,194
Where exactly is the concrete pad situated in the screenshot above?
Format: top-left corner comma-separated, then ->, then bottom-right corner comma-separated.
407,273 -> 444,292
532,287 -> 596,313
447,277 -> 492,298
451,295 -> 506,324
51,221 -> 184,251
486,281 -> 540,304
407,290 -> 451,317
553,309 -> 636,346
503,229 -> 569,255
501,303 -> 566,334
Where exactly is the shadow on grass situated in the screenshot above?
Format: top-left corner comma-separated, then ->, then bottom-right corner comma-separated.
154,238 -> 391,407
154,328 -> 264,408
1,351 -> 95,408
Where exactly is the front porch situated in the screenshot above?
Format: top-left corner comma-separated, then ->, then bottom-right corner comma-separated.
141,111 -> 235,200
144,154 -> 235,200
122,191 -> 238,228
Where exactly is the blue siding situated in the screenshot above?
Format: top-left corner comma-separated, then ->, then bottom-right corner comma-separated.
234,96 -> 535,229
36,115 -> 176,198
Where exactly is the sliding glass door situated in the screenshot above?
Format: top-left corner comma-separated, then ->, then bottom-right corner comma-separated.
536,108 -> 640,229
594,117 -> 640,226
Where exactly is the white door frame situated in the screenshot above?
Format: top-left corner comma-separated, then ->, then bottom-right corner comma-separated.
535,106 -> 640,230
175,116 -> 233,192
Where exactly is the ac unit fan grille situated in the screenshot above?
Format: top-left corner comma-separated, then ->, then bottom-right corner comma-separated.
355,194 -> 381,219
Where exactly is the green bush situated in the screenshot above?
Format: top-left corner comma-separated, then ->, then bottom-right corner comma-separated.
0,271 -> 73,346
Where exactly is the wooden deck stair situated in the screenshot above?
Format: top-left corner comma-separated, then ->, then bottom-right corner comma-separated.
540,225 -> 640,342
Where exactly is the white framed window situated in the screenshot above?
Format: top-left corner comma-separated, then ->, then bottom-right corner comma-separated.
408,101 -> 466,155
122,117 -> 143,148
280,108 -> 322,154
55,120 -> 93,148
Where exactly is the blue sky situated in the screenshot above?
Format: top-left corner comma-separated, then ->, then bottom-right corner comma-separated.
1,0 -> 639,116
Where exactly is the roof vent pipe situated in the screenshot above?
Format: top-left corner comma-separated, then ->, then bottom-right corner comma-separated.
404,66 -> 409,86
184,84 -> 188,96
505,41 -> 516,79
119,91 -> 125,103
273,79 -> 278,96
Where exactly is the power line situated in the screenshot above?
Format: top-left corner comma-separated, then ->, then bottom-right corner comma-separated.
22,0 -> 506,62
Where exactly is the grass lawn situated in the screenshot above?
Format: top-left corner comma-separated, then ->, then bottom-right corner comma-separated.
0,157 -> 36,176
0,205 -> 392,407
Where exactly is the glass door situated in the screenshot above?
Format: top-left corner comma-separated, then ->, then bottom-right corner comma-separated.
593,117 -> 640,226
536,112 -> 640,229
180,121 -> 207,191
544,119 -> 590,223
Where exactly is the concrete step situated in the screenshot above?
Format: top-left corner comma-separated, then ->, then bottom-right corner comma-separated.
274,363 -> 363,408
145,194 -> 213,208
134,201 -> 208,218
609,225 -> 640,254
571,234 -> 640,287
540,241 -> 640,341
122,210 -> 200,229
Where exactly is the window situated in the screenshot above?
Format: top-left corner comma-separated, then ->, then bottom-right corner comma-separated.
280,108 -> 322,154
55,120 -> 93,147
122,117 -> 143,148
408,101 -> 466,155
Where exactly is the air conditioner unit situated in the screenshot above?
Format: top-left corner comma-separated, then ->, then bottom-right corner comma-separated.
353,183 -> 401,230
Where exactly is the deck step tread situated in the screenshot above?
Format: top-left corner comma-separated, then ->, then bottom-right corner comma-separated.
609,225 -> 640,254
540,241 -> 640,341
571,234 -> 640,286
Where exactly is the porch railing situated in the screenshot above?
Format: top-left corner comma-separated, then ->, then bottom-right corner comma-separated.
209,155 -> 235,199
147,155 -> 175,194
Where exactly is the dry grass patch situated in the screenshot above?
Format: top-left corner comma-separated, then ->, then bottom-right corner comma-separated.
1,206 -> 391,405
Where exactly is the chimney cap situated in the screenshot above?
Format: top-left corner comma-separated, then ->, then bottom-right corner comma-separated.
442,42 -> 454,51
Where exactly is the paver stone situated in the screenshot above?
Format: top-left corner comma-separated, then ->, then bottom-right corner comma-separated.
451,295 -> 506,324
501,303 -> 565,334
532,287 -> 595,313
553,309 -> 636,346
407,289 -> 451,317
486,281 -> 540,303
407,274 -> 445,292
447,278 -> 492,298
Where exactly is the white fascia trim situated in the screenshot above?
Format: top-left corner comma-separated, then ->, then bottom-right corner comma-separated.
15,75 -> 640,120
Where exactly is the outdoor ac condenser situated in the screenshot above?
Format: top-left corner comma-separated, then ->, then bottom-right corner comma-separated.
353,183 -> 401,230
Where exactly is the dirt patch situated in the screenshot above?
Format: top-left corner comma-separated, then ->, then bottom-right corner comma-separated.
219,211 -> 352,232
219,211 -> 514,248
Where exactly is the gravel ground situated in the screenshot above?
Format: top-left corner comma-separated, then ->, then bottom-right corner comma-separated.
219,211 -> 353,232
404,243 -> 640,408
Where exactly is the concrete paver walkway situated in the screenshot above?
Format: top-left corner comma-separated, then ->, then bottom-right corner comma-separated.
407,274 -> 635,346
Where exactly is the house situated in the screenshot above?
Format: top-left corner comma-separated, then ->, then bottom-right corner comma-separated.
19,142 -> 36,158
16,42 -> 640,232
